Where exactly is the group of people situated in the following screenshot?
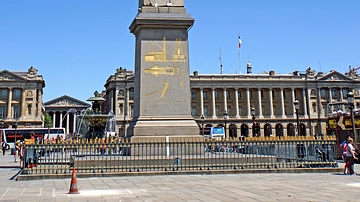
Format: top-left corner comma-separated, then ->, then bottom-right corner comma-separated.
341,136 -> 358,175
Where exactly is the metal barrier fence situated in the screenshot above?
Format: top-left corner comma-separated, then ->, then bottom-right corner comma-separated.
21,136 -> 338,175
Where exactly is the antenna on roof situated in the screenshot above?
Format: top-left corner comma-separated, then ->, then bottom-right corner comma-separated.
219,49 -> 223,74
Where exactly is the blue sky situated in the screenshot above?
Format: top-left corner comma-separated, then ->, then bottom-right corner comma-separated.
1,1 -> 359,102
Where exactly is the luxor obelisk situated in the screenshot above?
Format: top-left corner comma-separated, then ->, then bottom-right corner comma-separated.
128,0 -> 199,137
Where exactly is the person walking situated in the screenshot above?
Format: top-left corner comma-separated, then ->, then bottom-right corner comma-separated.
346,137 -> 358,175
2,140 -> 7,156
340,136 -> 350,174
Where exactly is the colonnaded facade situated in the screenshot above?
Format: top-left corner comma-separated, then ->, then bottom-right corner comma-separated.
104,64 -> 360,138
0,67 -> 45,129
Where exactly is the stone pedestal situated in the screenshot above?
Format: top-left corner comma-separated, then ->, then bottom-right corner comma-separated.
128,0 -> 199,137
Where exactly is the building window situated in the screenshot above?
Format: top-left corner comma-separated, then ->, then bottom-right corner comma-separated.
191,106 -> 196,116
191,90 -> 196,99
215,90 -> 219,99
204,106 -> 208,116
332,90 -> 337,97
27,104 -> 32,115
226,90 -> 230,99
322,105 -> 327,115
215,106 -> 219,116
312,103 -> 317,113
13,106 -> 19,119
129,89 -> 134,99
262,105 -> 265,115
283,90 -> 286,99
261,90 -> 264,98
203,91 -> 207,99
239,106 -> 242,115
13,89 -> 21,99
0,106 -> 6,119
227,106 -> 231,115
238,91 -> 241,98
321,89 -> 327,99
1,90 -> 7,99
250,90 -> 253,98
343,89 -> 349,99
130,105 -> 134,117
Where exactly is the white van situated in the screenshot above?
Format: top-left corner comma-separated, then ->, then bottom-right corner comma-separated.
202,127 -> 225,139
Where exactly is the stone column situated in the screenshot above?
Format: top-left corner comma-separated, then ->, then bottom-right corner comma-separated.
302,88 -> 308,118
21,88 -> 26,117
235,88 -> 240,118
7,88 -> 12,119
125,87 -> 130,119
37,89 -> 42,118
246,88 -> 251,119
280,88 -> 286,118
257,88 -> 263,118
73,113 -> 77,134
52,112 -> 56,128
66,113 -> 70,134
328,87 -> 332,103
212,88 -> 216,119
318,88 -> 324,118
59,112 -> 63,128
269,88 -> 274,118
223,88 -> 227,114
292,87 -> 296,118
200,87 -> 204,116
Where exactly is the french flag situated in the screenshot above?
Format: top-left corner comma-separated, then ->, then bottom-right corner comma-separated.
238,35 -> 242,48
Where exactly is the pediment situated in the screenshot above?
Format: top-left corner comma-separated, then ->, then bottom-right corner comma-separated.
44,95 -> 90,107
317,71 -> 353,81
0,70 -> 27,81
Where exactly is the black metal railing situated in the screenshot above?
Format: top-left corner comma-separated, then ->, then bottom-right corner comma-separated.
21,136 -> 338,175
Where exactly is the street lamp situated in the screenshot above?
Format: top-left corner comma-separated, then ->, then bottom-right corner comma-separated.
200,114 -> 204,137
294,99 -> 300,136
14,120 -> 18,162
14,120 -> 18,143
224,111 -> 228,138
251,107 -> 256,136
348,91 -> 356,146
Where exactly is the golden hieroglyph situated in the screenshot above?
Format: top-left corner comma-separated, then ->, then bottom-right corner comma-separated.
145,37 -> 186,62
144,65 -> 180,77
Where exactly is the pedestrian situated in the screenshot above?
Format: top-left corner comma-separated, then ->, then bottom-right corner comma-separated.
340,136 -> 350,174
2,140 -> 7,156
345,137 -> 358,175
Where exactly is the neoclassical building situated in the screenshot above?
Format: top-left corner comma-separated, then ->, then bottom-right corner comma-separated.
104,64 -> 360,138
0,67 -> 45,129
44,95 -> 90,135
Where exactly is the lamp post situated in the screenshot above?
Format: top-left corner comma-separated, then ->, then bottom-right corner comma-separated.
294,99 -> 300,136
348,91 -> 356,147
224,111 -> 228,138
14,120 -> 18,162
251,107 -> 256,136
14,120 -> 18,144
201,114 -> 204,137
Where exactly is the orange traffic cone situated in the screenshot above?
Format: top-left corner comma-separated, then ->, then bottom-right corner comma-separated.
68,167 -> 80,194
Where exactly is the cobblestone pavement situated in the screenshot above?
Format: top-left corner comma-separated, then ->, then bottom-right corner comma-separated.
1,150 -> 360,201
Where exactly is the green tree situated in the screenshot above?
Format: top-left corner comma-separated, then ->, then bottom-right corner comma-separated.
44,112 -> 53,128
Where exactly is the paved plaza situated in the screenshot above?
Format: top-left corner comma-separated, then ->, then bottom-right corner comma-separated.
1,150 -> 360,201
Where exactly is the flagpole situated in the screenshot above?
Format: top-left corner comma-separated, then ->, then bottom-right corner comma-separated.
238,46 -> 241,74
238,33 -> 242,74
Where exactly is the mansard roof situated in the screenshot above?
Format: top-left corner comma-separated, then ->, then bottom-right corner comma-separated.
44,95 -> 90,108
